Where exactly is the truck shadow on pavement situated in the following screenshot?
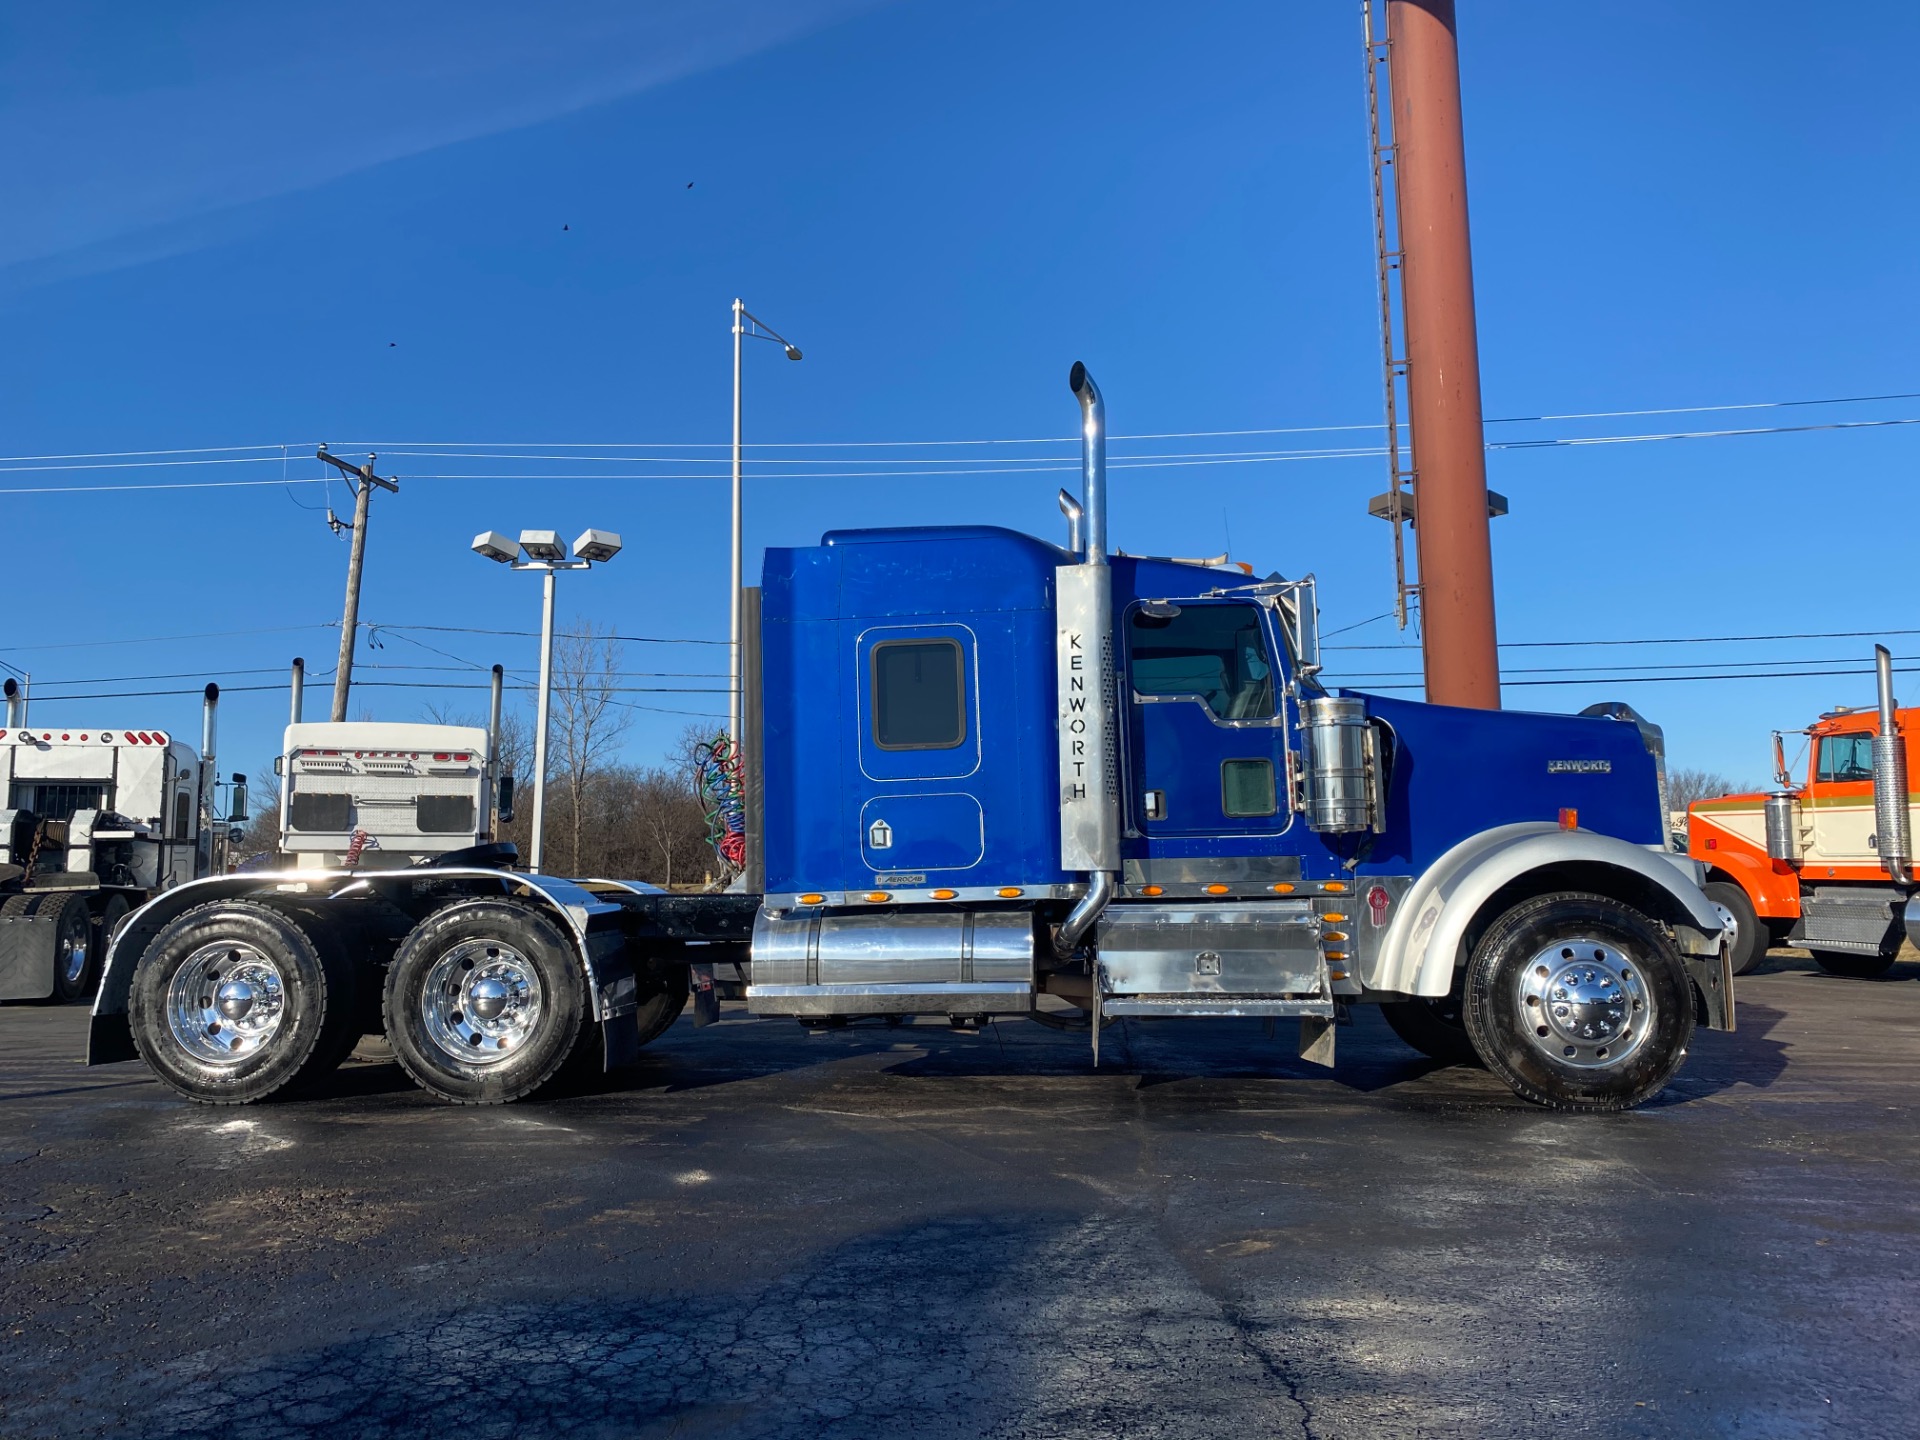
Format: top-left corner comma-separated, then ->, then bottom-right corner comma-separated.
304,1000 -> 1790,1112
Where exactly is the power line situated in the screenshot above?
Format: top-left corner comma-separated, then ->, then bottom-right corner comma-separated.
1328,626 -> 1920,652
0,623 -> 335,656
6,386 -> 1913,466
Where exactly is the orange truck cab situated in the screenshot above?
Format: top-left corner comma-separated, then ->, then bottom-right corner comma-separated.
1688,646 -> 1917,977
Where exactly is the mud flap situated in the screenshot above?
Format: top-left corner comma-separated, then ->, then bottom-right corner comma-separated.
0,914 -> 56,1002
1298,1015 -> 1336,1068
690,963 -> 720,1027
1683,945 -> 1736,1033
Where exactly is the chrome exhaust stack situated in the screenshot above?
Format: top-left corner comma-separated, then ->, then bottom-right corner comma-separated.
1056,363 -> 1119,955
1069,362 -> 1107,565
1872,645 -> 1910,880
289,657 -> 305,725
2,678 -> 20,728
199,683 -> 220,844
1057,489 -> 1084,556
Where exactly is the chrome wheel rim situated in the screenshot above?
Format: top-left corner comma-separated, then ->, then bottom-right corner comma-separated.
59,920 -> 89,986
420,941 -> 542,1067
1515,936 -> 1652,1069
167,943 -> 288,1065
1711,902 -> 1740,958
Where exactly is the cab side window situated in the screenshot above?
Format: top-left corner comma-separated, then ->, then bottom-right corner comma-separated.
1129,602 -> 1274,721
1816,735 -> 1873,783
871,639 -> 966,750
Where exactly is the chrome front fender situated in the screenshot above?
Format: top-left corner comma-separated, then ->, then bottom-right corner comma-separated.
89,867 -> 633,1065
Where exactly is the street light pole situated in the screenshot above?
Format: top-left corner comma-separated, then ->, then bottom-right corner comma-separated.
471,527 -> 623,875
530,566 -> 558,874
731,299 -> 744,744
728,300 -> 803,744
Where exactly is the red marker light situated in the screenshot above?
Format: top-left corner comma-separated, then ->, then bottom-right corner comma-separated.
1558,808 -> 1578,831
1705,837 -> 1717,850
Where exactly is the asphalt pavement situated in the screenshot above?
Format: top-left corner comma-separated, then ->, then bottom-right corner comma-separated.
3,948 -> 1918,1440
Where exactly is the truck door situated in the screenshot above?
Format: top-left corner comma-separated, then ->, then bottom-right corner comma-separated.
1808,730 -> 1877,863
1122,598 -> 1292,843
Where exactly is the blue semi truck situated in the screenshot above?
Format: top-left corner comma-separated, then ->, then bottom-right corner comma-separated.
87,365 -> 1732,1112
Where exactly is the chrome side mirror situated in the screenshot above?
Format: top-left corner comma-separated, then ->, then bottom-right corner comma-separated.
1771,731 -> 1792,789
497,774 -> 516,825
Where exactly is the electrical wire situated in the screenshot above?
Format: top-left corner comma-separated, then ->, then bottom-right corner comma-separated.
2,384 -> 1916,468
1327,626 -> 1920,652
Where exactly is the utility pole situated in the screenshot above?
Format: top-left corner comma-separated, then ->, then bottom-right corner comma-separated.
318,446 -> 400,722
1384,0 -> 1501,710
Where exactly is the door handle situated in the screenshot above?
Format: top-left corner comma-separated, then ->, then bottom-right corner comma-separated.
1143,789 -> 1166,821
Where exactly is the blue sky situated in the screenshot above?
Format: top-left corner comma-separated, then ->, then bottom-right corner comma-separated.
2,0 -> 1915,794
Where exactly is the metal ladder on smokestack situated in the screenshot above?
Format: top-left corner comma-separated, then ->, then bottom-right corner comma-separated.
1363,0 -> 1418,632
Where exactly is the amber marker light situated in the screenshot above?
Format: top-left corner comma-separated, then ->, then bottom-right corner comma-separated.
1271,882 -> 1295,893
1323,913 -> 1347,923
1205,883 -> 1231,895
1326,950 -> 1349,961
798,894 -> 825,906
865,892 -> 892,903
931,889 -> 958,901
997,887 -> 1025,898
1140,884 -> 1164,897
1323,881 -> 1349,893
1324,931 -> 1349,942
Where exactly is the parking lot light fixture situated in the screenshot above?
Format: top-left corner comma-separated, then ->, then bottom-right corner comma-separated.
471,526 -> 621,872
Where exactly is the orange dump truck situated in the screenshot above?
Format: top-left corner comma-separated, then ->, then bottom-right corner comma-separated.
1688,646 -> 1917,977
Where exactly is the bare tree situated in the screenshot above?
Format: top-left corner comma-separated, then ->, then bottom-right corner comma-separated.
550,622 -> 632,873
1668,768 -> 1749,811
227,763 -> 283,866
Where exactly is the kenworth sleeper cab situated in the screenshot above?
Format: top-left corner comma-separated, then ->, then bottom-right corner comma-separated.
88,365 -> 1732,1112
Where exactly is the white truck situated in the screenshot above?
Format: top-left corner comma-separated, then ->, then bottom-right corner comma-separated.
3,668 -> 513,1003
1,684 -> 241,1003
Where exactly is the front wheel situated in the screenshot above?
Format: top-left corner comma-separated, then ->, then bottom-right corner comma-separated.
1463,891 -> 1695,1113
1702,881 -> 1765,976
1810,950 -> 1898,979
384,901 -> 589,1104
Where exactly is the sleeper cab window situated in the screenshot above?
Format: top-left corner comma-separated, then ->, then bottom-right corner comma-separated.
871,639 -> 966,750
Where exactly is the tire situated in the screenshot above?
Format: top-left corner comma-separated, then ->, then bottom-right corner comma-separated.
383,900 -> 589,1104
1379,987 -> 1482,1067
87,895 -> 133,1002
632,966 -> 689,1049
129,900 -> 361,1105
1702,881 -> 1765,976
34,894 -> 98,1005
1810,950 -> 1898,979
1463,891 -> 1695,1113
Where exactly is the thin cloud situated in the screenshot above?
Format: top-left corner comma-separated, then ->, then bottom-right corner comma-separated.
0,0 -> 879,275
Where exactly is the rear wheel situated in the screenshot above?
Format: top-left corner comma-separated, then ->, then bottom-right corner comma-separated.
38,894 -> 98,1004
384,900 -> 589,1104
632,967 -> 689,1049
1702,881 -> 1765,976
1379,984 -> 1481,1067
1463,891 -> 1694,1113
129,901 -> 360,1104
1810,950 -> 1898,979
